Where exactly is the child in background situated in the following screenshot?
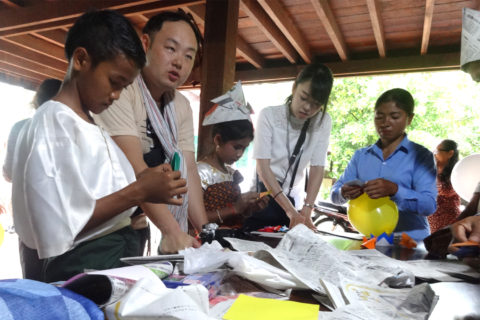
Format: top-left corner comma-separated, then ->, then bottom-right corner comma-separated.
198,82 -> 267,227
428,139 -> 460,233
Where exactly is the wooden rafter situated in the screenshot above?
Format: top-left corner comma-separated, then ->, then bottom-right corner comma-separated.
31,32 -> 64,48
258,0 -> 311,63
310,0 -> 349,61
0,0 -> 22,8
0,61 -> 46,82
185,3 -> 264,69
3,35 -> 66,62
0,39 -> 68,73
366,0 -> 386,58
0,0 -> 204,37
234,52 -> 459,83
421,0 -> 435,55
0,50 -> 64,79
240,0 -> 298,63
0,72 -> 39,90
35,29 -> 68,48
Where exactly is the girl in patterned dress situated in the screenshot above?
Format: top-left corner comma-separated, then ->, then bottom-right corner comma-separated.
428,139 -> 461,232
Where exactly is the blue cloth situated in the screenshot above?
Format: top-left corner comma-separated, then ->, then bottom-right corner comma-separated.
331,136 -> 437,240
0,279 -> 103,320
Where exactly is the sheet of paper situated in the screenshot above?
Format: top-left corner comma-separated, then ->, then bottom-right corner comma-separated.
224,237 -> 273,252
223,294 -> 319,320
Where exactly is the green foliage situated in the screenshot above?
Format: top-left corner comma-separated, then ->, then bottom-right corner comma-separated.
320,70 -> 480,200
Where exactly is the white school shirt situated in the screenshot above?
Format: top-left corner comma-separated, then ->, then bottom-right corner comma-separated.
253,104 -> 332,196
12,101 -> 136,259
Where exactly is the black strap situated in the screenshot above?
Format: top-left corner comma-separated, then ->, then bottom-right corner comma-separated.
281,119 -> 310,194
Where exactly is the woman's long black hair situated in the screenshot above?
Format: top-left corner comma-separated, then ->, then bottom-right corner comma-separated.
438,139 -> 459,183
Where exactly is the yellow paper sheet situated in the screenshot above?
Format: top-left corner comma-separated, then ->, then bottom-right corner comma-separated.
222,294 -> 319,320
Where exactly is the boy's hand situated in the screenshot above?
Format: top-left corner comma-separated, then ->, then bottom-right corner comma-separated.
136,164 -> 187,205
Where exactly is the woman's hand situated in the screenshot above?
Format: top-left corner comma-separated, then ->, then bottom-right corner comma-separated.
300,206 -> 317,231
136,164 -> 187,205
288,211 -> 306,229
363,178 -> 398,199
341,185 -> 363,200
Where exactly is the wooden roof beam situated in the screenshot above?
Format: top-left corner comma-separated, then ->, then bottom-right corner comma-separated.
0,0 -> 204,37
0,39 -> 68,73
258,0 -> 311,63
0,0 -> 23,8
0,61 -> 46,83
421,0 -> 435,55
35,29 -> 68,48
234,52 -> 460,83
240,0 -> 298,63
310,0 -> 349,61
0,50 -> 64,79
0,72 -> 39,91
185,3 -> 264,69
3,35 -> 66,62
366,0 -> 386,58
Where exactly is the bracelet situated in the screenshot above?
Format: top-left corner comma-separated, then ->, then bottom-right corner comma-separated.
216,209 -> 223,223
303,202 -> 315,209
273,190 -> 283,199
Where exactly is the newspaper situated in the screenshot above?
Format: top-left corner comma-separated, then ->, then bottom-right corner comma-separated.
461,8 -> 480,68
252,225 -> 411,295
317,279 -> 437,320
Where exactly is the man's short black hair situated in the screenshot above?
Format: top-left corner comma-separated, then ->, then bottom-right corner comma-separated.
65,10 -> 145,69
143,9 -> 203,66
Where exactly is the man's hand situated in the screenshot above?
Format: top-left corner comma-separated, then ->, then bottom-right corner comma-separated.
341,185 -> 363,200
363,178 -> 398,199
159,231 -> 201,254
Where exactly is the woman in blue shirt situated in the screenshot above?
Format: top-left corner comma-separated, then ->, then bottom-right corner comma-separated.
331,88 -> 437,240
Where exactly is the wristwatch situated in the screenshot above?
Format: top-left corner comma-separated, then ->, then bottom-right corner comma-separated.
199,223 -> 219,244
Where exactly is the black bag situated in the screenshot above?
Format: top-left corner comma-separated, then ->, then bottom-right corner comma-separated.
242,119 -> 310,231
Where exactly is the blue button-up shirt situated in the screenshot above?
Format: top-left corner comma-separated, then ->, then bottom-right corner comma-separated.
331,136 -> 437,240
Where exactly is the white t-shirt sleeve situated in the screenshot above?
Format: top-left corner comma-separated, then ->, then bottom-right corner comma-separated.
253,108 -> 273,160
22,108 -> 97,258
310,114 -> 332,166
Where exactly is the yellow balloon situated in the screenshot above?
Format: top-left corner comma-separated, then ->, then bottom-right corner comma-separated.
347,193 -> 399,237
0,223 -> 4,248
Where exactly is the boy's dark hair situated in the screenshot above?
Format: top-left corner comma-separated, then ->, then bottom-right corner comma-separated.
212,120 -> 254,143
34,78 -> 62,108
285,63 -> 334,124
65,10 -> 145,69
438,139 -> 459,183
143,9 -> 203,66
375,88 -> 415,116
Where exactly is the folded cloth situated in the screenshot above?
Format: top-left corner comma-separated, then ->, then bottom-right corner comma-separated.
0,278 -> 103,320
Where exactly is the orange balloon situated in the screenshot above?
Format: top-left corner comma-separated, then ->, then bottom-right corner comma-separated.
347,193 -> 399,237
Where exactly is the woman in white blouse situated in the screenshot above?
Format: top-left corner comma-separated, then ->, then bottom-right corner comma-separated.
243,63 -> 334,231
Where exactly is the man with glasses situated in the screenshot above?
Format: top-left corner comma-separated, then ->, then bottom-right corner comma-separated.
93,10 -> 208,254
